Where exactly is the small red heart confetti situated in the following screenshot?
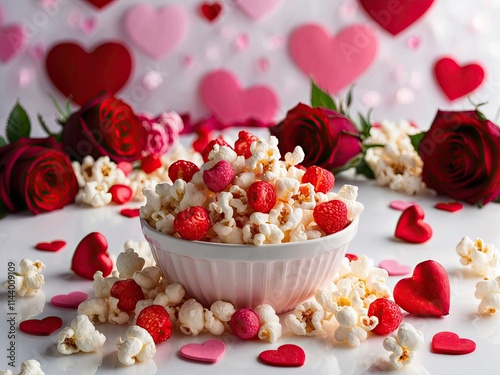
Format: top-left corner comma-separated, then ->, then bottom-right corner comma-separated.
180,339 -> 226,363
109,184 -> 133,205
434,201 -> 463,213
120,208 -> 140,218
379,259 -> 412,276
395,204 -> 432,244
19,316 -> 62,336
393,260 -> 450,317
71,232 -> 113,280
51,291 -> 89,309
389,200 -> 416,211
200,2 -> 223,22
259,344 -> 305,367
35,240 -> 66,252
431,331 -> 476,355
345,253 -> 358,262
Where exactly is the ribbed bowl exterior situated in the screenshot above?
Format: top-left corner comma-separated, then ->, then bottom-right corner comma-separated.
141,217 -> 359,314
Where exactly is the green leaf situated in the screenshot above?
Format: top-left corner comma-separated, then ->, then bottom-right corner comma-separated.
0,136 -> 7,148
310,80 -> 337,110
355,158 -> 375,179
409,132 -> 426,152
6,102 -> 31,143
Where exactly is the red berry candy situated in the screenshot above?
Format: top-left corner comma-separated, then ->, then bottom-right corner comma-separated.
168,160 -> 200,183
174,206 -> 211,241
313,200 -> 348,235
229,308 -> 260,340
136,304 -> 173,344
110,279 -> 145,312
141,154 -> 162,173
109,184 -> 133,204
234,130 -> 257,159
201,136 -> 232,162
302,166 -> 335,194
247,181 -> 276,213
368,298 -> 403,335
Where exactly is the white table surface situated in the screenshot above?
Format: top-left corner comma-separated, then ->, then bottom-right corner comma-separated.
1,175 -> 500,375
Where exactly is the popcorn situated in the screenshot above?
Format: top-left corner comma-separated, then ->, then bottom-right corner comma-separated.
57,314 -> 106,355
456,236 -> 500,277
153,282 -> 185,308
108,297 -> 130,325
383,323 -> 424,369
116,248 -> 145,279
77,297 -> 109,324
285,300 -> 326,337
333,185 -> 365,221
284,146 -> 305,166
123,239 -> 156,267
177,299 -> 205,335
3,259 -> 45,297
116,325 -> 156,365
72,155 -> 127,188
246,136 -> 282,181
255,304 -> 282,343
242,212 -> 284,245
134,266 -> 162,291
268,203 -> 303,233
75,181 -> 112,208
475,276 -> 500,315
0,360 -> 45,375
204,301 -> 235,336
92,271 -> 119,299
333,306 -> 369,347
315,279 -> 366,315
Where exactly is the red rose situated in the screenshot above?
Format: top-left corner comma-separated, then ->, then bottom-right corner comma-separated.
419,110 -> 500,205
270,103 -> 362,170
0,137 -> 79,215
62,92 -> 144,163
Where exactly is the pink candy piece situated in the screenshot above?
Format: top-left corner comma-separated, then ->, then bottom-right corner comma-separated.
203,160 -> 235,193
389,200 -> 416,211
51,291 -> 89,309
379,260 -> 412,276
180,339 -> 226,363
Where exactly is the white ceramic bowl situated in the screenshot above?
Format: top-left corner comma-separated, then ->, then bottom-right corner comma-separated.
141,217 -> 359,314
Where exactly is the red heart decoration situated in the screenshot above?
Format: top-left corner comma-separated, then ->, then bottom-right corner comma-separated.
345,253 -> 358,262
259,344 -> 305,367
19,316 -> 62,336
434,57 -> 485,101
394,260 -> 450,316
120,208 -> 140,218
395,204 -> 432,244
84,0 -> 115,9
431,331 -> 476,355
35,240 -> 66,252
200,2 -> 223,22
51,291 -> 89,309
109,184 -> 133,205
71,232 -> 113,280
45,42 -> 132,105
359,0 -> 435,36
434,201 -> 463,213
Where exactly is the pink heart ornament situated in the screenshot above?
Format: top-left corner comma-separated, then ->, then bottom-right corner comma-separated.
379,260 -> 412,276
234,0 -> 282,20
199,69 -> 278,124
0,24 -> 27,63
289,23 -> 378,93
51,291 -> 89,309
124,5 -> 187,60
180,339 -> 226,363
389,200 -> 417,211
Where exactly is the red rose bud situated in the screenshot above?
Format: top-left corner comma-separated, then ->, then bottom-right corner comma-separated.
138,111 -> 184,158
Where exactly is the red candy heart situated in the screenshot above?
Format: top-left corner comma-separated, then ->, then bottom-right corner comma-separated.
71,232 -> 113,280
434,57 -> 485,101
180,339 -> 226,363
120,208 -> 141,218
51,291 -> 89,309
84,0 -> 115,9
345,253 -> 358,262
395,204 -> 432,244
35,240 -> 66,252
434,201 -> 463,213
431,331 -> 476,355
259,344 -> 305,367
109,184 -> 133,205
200,2 -> 223,22
394,260 -> 450,316
359,0 -> 434,35
46,42 -> 132,105
19,316 -> 62,336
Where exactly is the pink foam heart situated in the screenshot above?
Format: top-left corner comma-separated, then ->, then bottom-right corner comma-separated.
180,339 -> 226,363
379,260 -> 412,276
389,200 -> 417,211
124,4 -> 187,60
51,291 -> 89,309
199,69 -> 278,124
234,0 -> 282,20
431,331 -> 476,355
35,240 -> 66,252
289,24 -> 378,94
0,24 -> 27,63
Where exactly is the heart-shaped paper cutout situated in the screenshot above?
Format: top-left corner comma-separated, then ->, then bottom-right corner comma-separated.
180,339 -> 226,363
389,200 -> 416,211
200,2 -> 223,22
379,259 -> 412,276
124,4 -> 187,60
434,57 -> 485,101
289,24 -> 378,94
435,201 -> 463,213
110,184 -> 133,205
120,208 -> 141,218
395,204 -> 432,244
0,24 -> 27,63
45,42 -> 132,105
19,316 -> 62,336
35,240 -> 66,252
259,344 -> 305,367
51,291 -> 89,309
84,0 -> 115,9
431,331 -> 476,355
359,0 -> 435,35
199,69 -> 279,125
71,232 -> 113,280
393,260 -> 450,316
233,0 -> 282,20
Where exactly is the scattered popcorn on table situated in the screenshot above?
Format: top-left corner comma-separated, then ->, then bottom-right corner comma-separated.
285,300 -> 326,337
475,276 -> 500,315
0,360 -> 45,375
3,259 -> 45,297
75,181 -> 112,208
116,326 -> 156,365
57,314 -> 106,355
457,236 -> 500,277
383,323 -> 424,370
204,301 -> 235,336
178,299 -> 206,335
333,306 -> 371,347
255,304 -> 282,343
123,239 -> 156,267
78,297 -> 109,324
116,248 -> 145,279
